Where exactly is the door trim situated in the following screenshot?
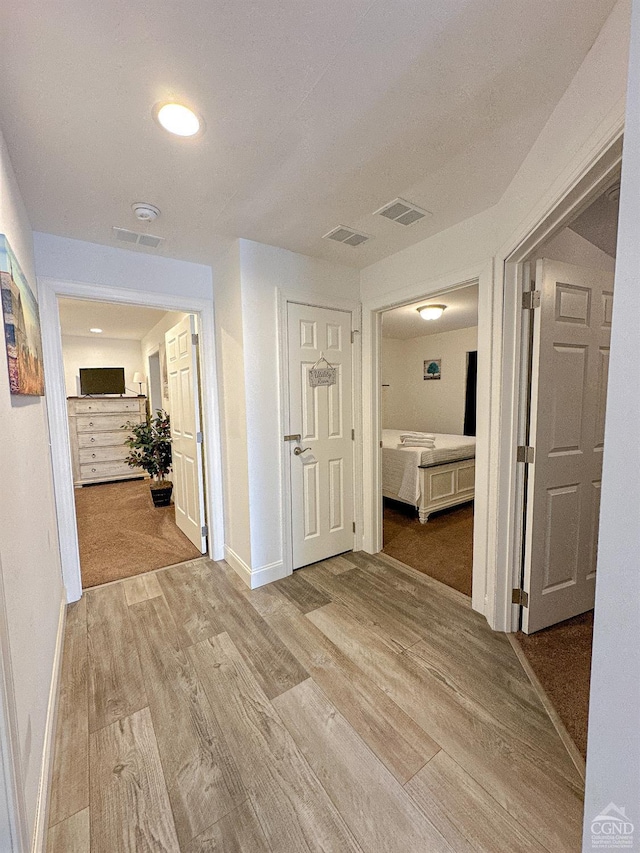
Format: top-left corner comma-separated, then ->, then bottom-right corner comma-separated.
277,289 -> 361,576
499,134 -> 623,631
39,277 -> 224,603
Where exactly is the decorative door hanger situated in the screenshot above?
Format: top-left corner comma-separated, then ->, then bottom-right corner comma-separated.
309,353 -> 337,387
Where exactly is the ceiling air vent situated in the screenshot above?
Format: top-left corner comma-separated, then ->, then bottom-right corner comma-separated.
322,225 -> 372,247
374,198 -> 431,226
112,227 -> 164,249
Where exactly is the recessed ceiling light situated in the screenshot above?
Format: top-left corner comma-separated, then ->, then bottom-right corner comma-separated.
90,328 -> 103,334
153,102 -> 201,137
417,304 -> 446,321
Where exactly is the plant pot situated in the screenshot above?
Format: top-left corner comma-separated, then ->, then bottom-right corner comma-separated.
150,482 -> 173,507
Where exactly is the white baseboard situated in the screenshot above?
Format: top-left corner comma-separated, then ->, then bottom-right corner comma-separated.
224,546 -> 252,588
223,547 -> 288,589
249,560 -> 287,588
31,595 -> 66,853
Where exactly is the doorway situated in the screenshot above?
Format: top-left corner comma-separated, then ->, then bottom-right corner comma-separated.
40,277 -> 223,602
379,284 -> 478,596
511,175 -> 620,762
57,297 -> 208,589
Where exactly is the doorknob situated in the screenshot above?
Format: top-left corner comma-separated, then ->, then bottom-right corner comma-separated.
293,446 -> 311,456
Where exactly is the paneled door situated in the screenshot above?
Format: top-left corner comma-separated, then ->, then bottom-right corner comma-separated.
523,259 -> 614,633
287,303 -> 354,569
165,315 -> 207,553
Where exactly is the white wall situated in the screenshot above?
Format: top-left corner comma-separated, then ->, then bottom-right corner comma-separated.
238,239 -> 361,578
535,226 -> 616,272
33,232 -> 213,301
61,334 -> 144,397
0,129 -> 65,845
213,239 -> 253,572
381,326 -> 478,434
583,0 -> 640,838
212,238 -> 360,585
140,311 -> 186,413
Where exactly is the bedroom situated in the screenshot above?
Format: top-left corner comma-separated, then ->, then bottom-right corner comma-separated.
57,298 -> 208,590
380,283 -> 478,596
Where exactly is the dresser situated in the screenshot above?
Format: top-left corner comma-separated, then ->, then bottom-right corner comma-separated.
67,396 -> 147,486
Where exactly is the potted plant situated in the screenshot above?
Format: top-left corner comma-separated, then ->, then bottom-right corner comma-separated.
122,410 -> 173,506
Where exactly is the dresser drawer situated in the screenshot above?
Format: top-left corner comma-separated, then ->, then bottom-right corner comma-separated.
79,446 -> 128,464
80,460 -> 134,480
71,398 -> 143,415
77,431 -> 127,449
76,414 -> 138,433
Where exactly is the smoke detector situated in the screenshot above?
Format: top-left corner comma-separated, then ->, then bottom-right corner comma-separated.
132,203 -> 160,223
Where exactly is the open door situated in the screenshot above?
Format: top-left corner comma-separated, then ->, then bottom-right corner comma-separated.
165,315 -> 207,552
286,302 -> 354,569
522,259 -> 614,633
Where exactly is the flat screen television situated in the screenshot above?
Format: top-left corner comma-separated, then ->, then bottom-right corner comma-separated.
79,367 -> 126,396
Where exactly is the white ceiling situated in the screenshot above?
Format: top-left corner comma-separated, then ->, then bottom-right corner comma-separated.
382,283 -> 478,339
58,298 -> 168,340
0,1 -> 617,270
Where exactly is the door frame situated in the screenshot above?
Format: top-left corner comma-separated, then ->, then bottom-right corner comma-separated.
362,265 -> 494,619
39,277 -> 224,603
277,289 -> 362,576
498,135 -> 623,632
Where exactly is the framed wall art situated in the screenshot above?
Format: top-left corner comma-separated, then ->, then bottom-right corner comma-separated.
423,358 -> 441,380
1,234 -> 45,395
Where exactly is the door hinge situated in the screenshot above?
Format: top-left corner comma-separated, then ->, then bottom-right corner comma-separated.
351,428 -> 355,440
201,524 -> 208,538
512,588 -> 529,607
522,290 -> 541,310
192,333 -> 199,345
517,445 -> 535,463
196,431 -> 203,443
351,330 -> 360,344
352,521 -> 356,533
380,440 -> 383,448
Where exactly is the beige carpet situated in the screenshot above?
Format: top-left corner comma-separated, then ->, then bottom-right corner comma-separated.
75,479 -> 201,588
516,611 -> 594,758
382,499 -> 474,596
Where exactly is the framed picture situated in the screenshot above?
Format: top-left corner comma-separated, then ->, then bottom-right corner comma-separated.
424,358 -> 441,380
1,234 -> 45,396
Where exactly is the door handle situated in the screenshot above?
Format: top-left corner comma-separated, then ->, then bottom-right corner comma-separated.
293,446 -> 311,456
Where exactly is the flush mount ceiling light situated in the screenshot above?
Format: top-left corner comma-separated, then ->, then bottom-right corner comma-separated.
417,304 -> 446,321
153,102 -> 202,137
90,328 -> 103,334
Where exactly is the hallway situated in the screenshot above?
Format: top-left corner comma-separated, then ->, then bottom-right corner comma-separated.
48,553 -> 583,852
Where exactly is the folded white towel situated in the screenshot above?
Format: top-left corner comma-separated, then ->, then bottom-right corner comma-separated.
399,439 -> 436,448
399,432 -> 435,441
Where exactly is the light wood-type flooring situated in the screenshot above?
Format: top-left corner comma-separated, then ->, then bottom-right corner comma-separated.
47,552 -> 584,853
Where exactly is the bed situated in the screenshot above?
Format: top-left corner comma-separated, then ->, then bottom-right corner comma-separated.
382,429 -> 476,522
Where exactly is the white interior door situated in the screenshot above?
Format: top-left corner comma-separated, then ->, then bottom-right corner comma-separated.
165,315 -> 207,553
523,259 -> 614,633
287,303 -> 354,569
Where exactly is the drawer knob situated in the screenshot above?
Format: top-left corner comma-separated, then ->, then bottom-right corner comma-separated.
89,421 -> 94,426
90,438 -> 95,443
92,453 -> 96,458
91,468 -> 97,472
